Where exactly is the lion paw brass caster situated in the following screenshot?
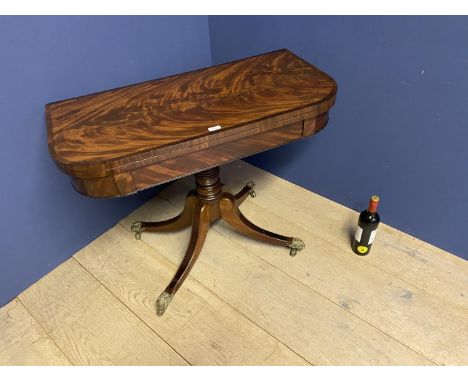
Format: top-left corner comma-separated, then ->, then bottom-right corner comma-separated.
156,291 -> 174,316
289,237 -> 305,257
246,181 -> 256,198
130,221 -> 144,240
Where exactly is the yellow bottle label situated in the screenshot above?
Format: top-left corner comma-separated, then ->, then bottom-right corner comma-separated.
357,245 -> 368,254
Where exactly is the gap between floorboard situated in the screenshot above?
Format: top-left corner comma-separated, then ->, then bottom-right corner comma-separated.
209,224 -> 437,365
111,223 -> 313,366
70,257 -> 192,366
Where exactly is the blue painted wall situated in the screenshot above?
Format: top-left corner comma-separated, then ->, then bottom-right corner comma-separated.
209,16 -> 468,260
0,16 -> 212,307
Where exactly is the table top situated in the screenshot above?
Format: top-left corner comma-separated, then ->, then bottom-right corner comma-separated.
46,49 -> 337,197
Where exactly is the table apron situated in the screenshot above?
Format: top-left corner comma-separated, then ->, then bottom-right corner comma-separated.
71,114 -> 328,198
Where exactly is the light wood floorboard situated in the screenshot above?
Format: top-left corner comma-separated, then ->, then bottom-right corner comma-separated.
0,298 -> 71,365
19,259 -> 187,365
1,160 -> 466,365
217,162 -> 468,309
74,225 -> 308,366
121,195 -> 433,365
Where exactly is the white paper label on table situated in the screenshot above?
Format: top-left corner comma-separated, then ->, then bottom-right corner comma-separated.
208,125 -> 222,132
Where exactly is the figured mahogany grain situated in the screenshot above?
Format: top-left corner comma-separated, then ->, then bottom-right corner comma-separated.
47,49 -> 337,197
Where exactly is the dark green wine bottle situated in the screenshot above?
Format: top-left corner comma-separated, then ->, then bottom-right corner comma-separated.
352,195 -> 380,256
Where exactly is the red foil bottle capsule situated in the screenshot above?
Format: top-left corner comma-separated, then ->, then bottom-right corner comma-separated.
352,196 -> 380,256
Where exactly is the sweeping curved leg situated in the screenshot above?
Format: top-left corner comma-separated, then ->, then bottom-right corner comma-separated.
220,193 -> 305,256
156,202 -> 210,316
234,181 -> 256,206
131,191 -> 197,239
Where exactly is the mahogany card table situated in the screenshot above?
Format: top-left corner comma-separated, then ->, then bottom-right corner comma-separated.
46,49 -> 337,315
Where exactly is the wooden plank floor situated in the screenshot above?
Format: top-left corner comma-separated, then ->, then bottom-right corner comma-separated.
1,160 -> 467,365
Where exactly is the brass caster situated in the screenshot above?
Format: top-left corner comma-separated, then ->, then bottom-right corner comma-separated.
131,221 -> 144,240
156,291 -> 174,316
246,181 -> 256,198
289,237 -> 305,257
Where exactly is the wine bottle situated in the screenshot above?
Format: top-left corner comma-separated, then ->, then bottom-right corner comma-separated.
352,195 -> 380,256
